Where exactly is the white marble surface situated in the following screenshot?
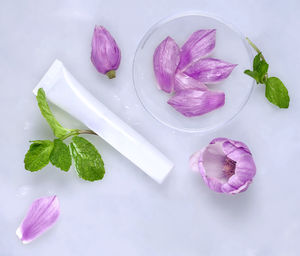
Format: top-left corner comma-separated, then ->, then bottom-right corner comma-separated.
0,0 -> 299,255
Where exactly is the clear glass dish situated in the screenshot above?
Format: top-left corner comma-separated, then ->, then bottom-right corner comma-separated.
132,11 -> 254,133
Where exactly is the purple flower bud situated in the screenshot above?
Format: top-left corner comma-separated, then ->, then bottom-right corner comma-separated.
183,57 -> 237,84
16,195 -> 60,244
190,138 -> 256,194
178,29 -> 216,70
174,71 -> 208,92
167,88 -> 225,117
91,25 -> 121,79
153,36 -> 180,93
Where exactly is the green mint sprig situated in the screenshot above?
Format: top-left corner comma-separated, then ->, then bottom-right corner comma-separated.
24,88 -> 105,181
36,89 -> 76,138
244,38 -> 290,108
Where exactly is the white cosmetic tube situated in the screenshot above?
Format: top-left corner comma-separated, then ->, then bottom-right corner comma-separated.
33,60 -> 173,183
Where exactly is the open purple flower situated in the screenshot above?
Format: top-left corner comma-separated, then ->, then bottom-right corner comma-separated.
183,58 -> 237,83
167,88 -> 225,117
178,29 -> 216,70
190,138 -> 256,194
91,25 -> 121,79
16,195 -> 60,244
153,36 -> 180,93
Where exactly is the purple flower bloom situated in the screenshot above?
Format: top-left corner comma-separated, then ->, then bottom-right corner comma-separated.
91,25 -> 121,79
174,71 -> 208,92
16,195 -> 60,244
183,58 -> 237,83
167,88 -> 225,117
190,138 -> 256,194
178,29 -> 216,70
153,36 -> 180,93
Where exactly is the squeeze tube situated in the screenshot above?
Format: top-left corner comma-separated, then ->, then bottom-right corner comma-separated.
33,60 -> 173,183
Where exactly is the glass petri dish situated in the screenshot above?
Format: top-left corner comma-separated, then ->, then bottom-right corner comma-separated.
132,11 -> 254,133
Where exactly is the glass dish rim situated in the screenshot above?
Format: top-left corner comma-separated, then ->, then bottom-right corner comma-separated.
132,10 -> 255,134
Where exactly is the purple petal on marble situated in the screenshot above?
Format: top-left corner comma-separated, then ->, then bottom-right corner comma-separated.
178,29 -> 216,70
16,195 -> 60,244
91,25 -> 121,79
174,71 -> 208,92
190,138 -> 256,194
167,88 -> 225,117
153,36 -> 180,93
183,58 -> 237,83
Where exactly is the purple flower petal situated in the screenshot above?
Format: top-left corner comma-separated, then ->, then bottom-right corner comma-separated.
190,150 -> 203,172
178,29 -> 216,70
91,25 -> 121,79
222,139 -> 251,155
153,36 -> 180,93
16,195 -> 60,244
167,89 -> 225,117
174,71 -> 208,92
222,180 -> 251,194
190,138 -> 256,194
183,58 -> 237,83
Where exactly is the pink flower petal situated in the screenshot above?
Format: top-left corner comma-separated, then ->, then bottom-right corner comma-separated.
183,58 -> 237,83
234,155 -> 256,182
178,29 -> 216,70
227,170 -> 253,189
190,147 -> 224,193
16,195 -> 60,244
222,140 -> 251,155
202,140 -> 227,182
167,88 -> 225,117
205,176 -> 223,193
222,180 -> 251,194
189,150 -> 203,172
153,36 -> 180,93
174,71 -> 208,92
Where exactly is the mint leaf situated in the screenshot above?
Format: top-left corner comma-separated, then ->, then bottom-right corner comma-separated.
253,52 -> 262,70
244,38 -> 289,109
69,136 -> 105,181
245,53 -> 269,84
36,88 -> 73,138
265,77 -> 290,108
257,59 -> 269,83
244,70 -> 260,83
50,139 -> 72,171
24,140 -> 54,171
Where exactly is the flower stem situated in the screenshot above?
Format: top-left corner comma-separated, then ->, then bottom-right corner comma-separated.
60,129 -> 97,140
246,37 -> 265,61
77,129 -> 97,136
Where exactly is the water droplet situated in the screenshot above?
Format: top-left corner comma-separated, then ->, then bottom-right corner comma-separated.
16,186 -> 32,197
23,121 -> 32,130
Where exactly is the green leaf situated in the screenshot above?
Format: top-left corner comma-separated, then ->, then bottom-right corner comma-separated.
244,69 -> 260,83
253,52 -> 262,70
249,53 -> 269,84
245,38 -> 289,109
24,140 -> 54,172
36,88 -> 72,138
257,59 -> 269,83
265,77 -> 290,108
50,139 -> 72,171
69,136 -> 105,181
